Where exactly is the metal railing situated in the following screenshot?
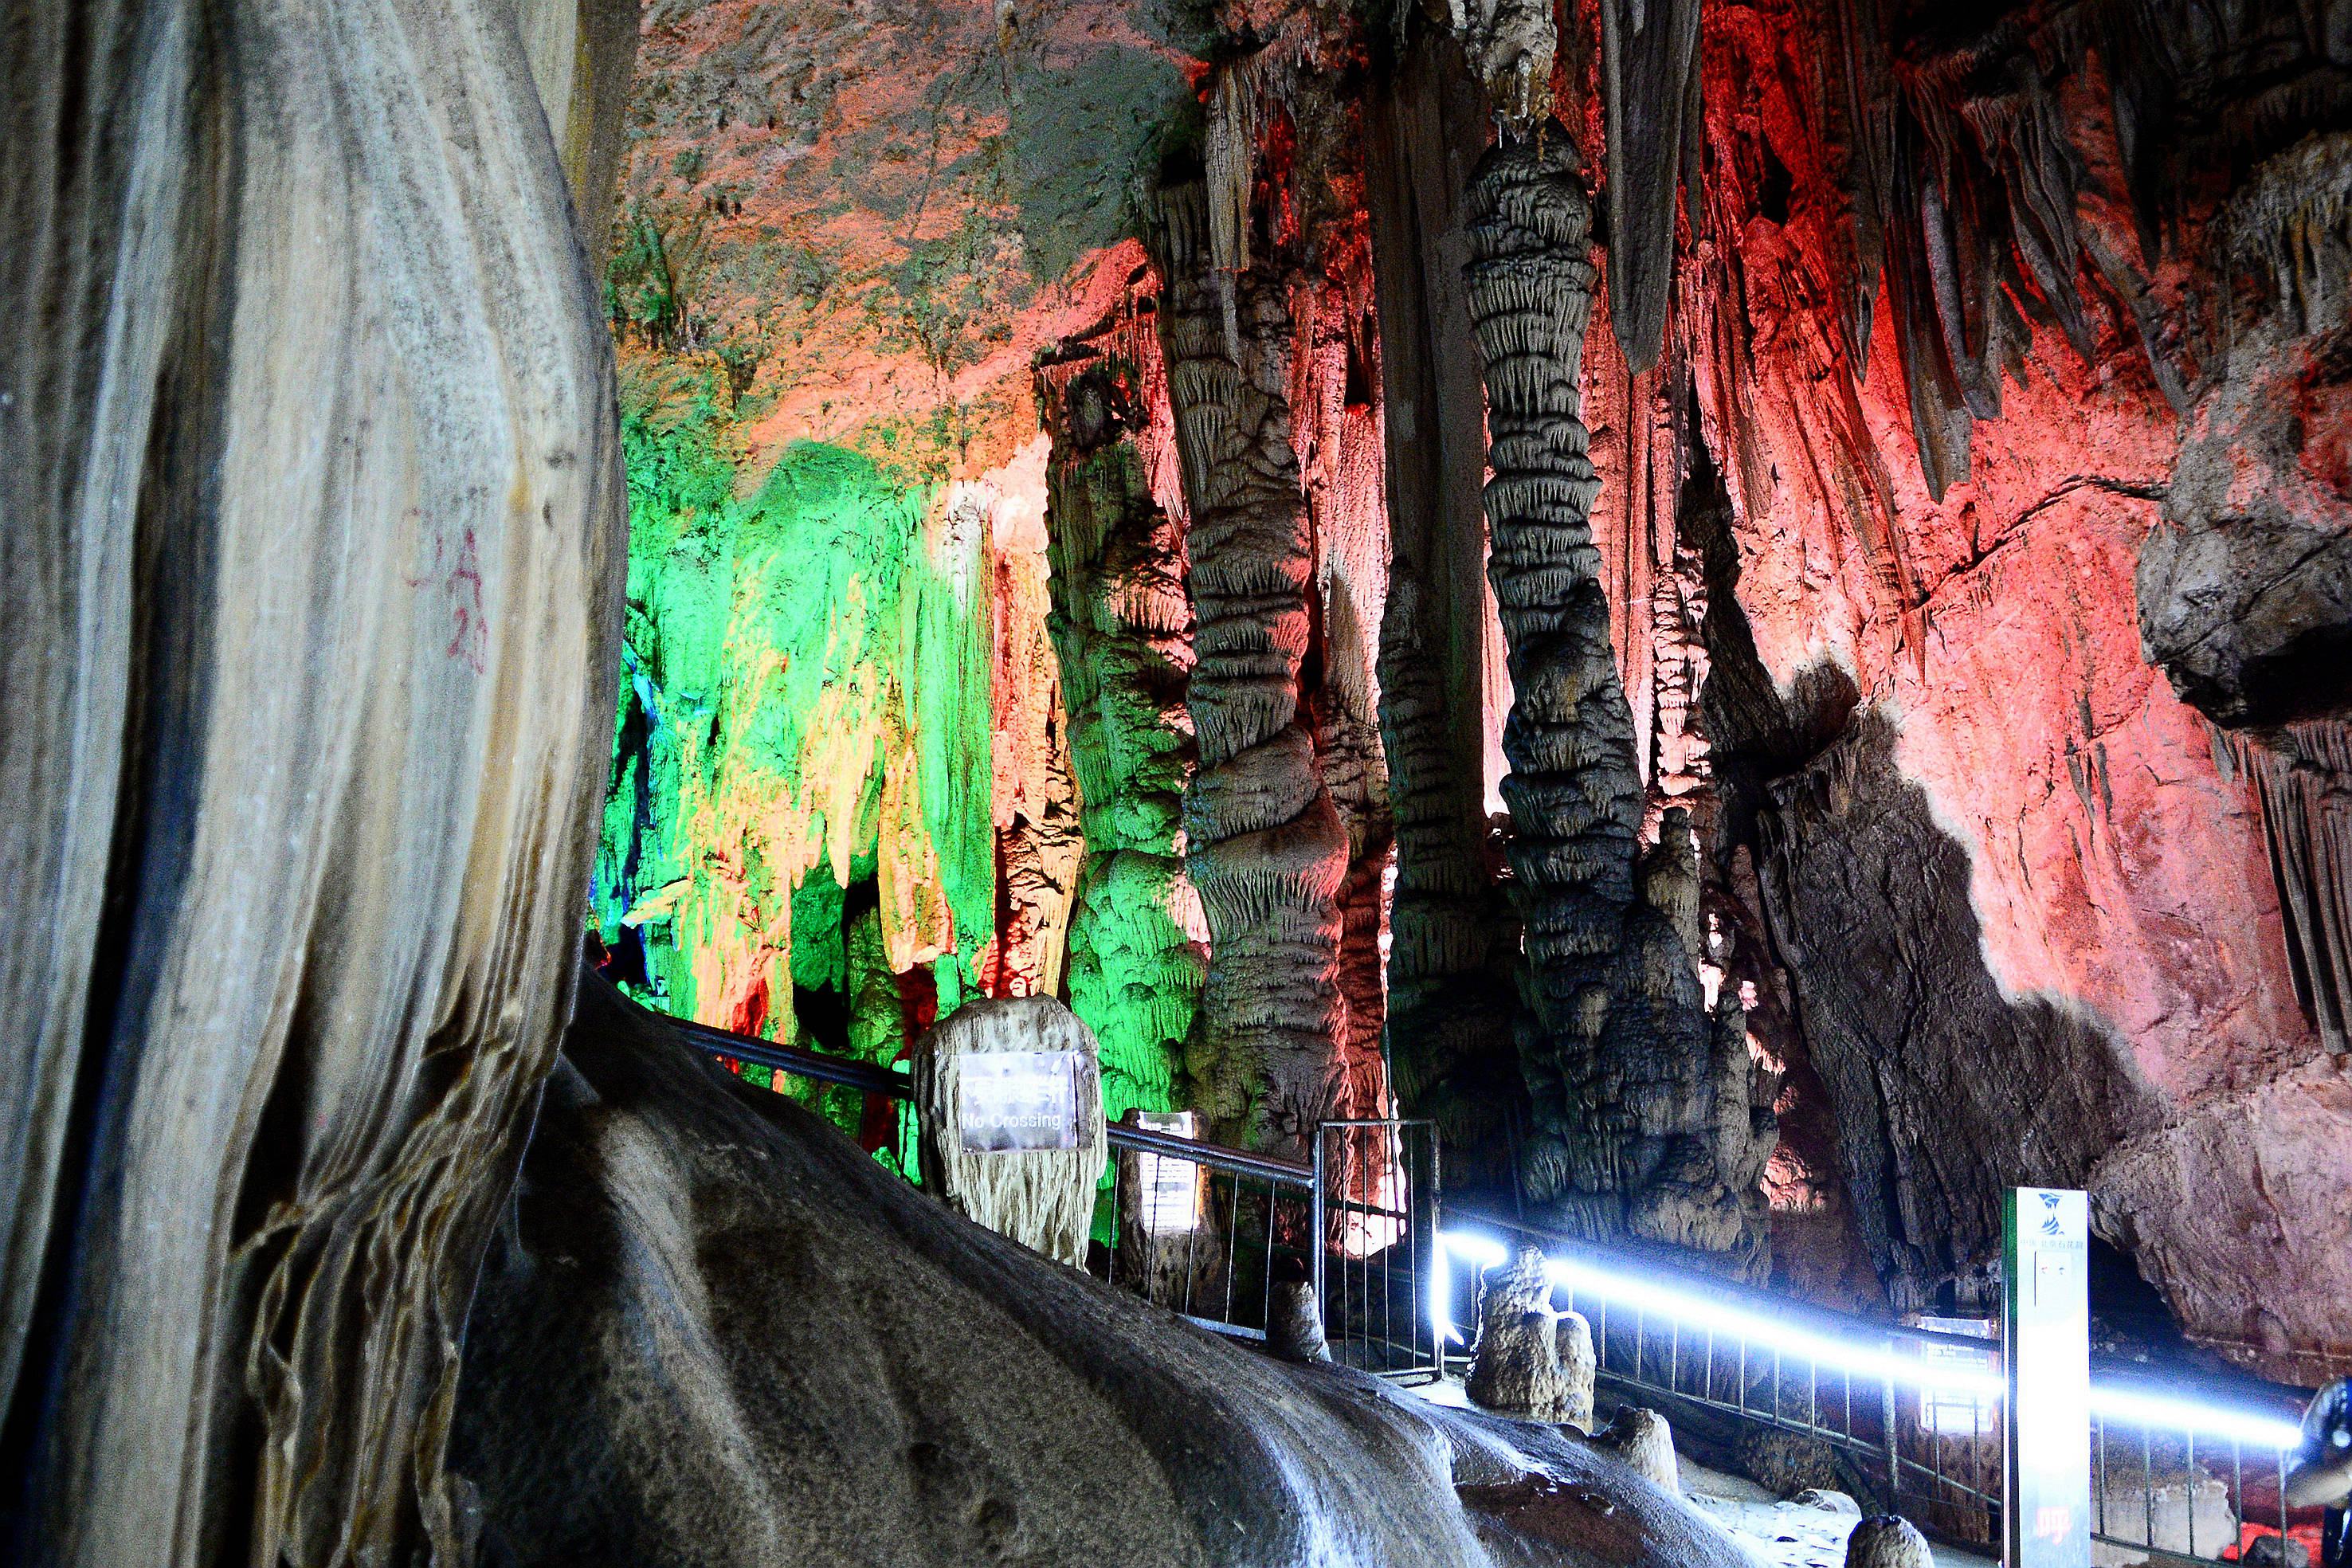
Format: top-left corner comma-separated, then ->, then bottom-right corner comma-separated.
1439,1210 -> 2313,1565
1443,1208 -> 2004,1542
662,999 -> 2322,1562
1101,1117 -> 1316,1344
2087,1367 -> 2310,1567
1312,1120 -> 1441,1378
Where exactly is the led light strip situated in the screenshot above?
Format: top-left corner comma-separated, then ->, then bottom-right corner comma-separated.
1435,1230 -> 2304,1449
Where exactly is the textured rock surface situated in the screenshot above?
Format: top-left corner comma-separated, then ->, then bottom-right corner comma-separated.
1844,1516 -> 1932,1568
1464,128 -> 1770,1271
1037,296 -> 1206,1122
2138,134 -> 2352,729
1587,1409 -> 1677,1493
1,2 -> 633,1561
1154,174 -> 1353,1151
1559,0 -> 2352,1373
1554,1311 -> 1597,1433
1468,1247 -> 1578,1421
1367,29 -> 1527,1197
453,977 -> 1762,1568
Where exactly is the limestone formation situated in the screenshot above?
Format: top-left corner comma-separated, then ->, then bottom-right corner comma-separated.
1741,1427 -> 1846,1499
1268,1281 -> 1333,1363
1466,1246 -> 1576,1421
1554,1309 -> 1598,1433
1366,29 -> 1525,1198
2139,133 -> 2352,730
1,4 -> 634,1562
1844,1515 -> 1934,1568
911,997 -> 1108,1268
1463,126 -> 1768,1272
1151,176 -> 1352,1151
1036,314 -> 1205,1119
1589,1408 -> 1678,1492
2226,724 -> 2352,1055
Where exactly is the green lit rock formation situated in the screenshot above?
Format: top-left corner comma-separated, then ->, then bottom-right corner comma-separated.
1037,323 -> 1205,1126
594,402 -> 1004,1131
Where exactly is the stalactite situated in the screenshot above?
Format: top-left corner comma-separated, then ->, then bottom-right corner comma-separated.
1035,305 -> 1205,1123
1597,0 -> 1703,373
2230,723 -> 2352,1056
1465,127 -> 1769,1272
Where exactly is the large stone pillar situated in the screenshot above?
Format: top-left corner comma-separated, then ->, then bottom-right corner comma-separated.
1151,180 -> 1351,1152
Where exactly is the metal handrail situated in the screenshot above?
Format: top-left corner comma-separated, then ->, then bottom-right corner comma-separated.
1444,1205 -> 2001,1356
657,1000 -> 1319,1183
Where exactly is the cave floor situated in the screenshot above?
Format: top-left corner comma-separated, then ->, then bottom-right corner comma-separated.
1402,1375 -> 2000,1568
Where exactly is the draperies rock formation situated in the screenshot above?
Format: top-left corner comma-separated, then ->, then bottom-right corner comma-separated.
1464,129 -> 1774,1275
3,2 -> 636,1562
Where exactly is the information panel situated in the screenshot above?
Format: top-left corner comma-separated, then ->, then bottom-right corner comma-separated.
1133,1110 -> 1203,1234
2005,1186 -> 2091,1568
957,1051 -> 1085,1153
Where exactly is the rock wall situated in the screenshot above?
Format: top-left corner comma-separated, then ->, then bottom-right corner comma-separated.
2,2 -> 634,1560
1531,0 -> 2352,1368
590,0 -> 1203,1120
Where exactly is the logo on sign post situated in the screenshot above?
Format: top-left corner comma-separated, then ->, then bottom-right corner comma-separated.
2005,1187 -> 2091,1568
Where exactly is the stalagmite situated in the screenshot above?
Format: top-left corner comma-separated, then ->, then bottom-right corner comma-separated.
912,997 -> 1108,1268
1464,126 -> 1767,1272
1467,1246 -> 1578,1421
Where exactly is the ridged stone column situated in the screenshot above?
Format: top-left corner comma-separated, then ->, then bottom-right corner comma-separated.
1154,182 -> 1350,1153
1466,129 -> 1767,1266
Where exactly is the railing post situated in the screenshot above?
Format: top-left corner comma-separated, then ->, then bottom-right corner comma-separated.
1884,1366 -> 1900,1514
1310,1124 -> 1327,1339
1427,1127 -> 1442,1376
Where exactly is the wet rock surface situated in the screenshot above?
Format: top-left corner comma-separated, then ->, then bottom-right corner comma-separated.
453,977 -> 1758,1567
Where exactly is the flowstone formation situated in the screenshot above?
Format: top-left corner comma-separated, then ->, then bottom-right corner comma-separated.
2,2 -> 635,1561
451,979 -> 1763,1568
1464,128 -> 1773,1272
1034,297 -> 1205,1125
593,413 -> 1084,1157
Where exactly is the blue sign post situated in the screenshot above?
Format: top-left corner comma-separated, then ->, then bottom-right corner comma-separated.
2005,1187 -> 2092,1567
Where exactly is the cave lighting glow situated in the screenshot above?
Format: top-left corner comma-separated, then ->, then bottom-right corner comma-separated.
1434,1231 -> 2305,1450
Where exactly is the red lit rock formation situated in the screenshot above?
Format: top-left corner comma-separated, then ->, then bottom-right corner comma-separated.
1536,0 -> 2352,1372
